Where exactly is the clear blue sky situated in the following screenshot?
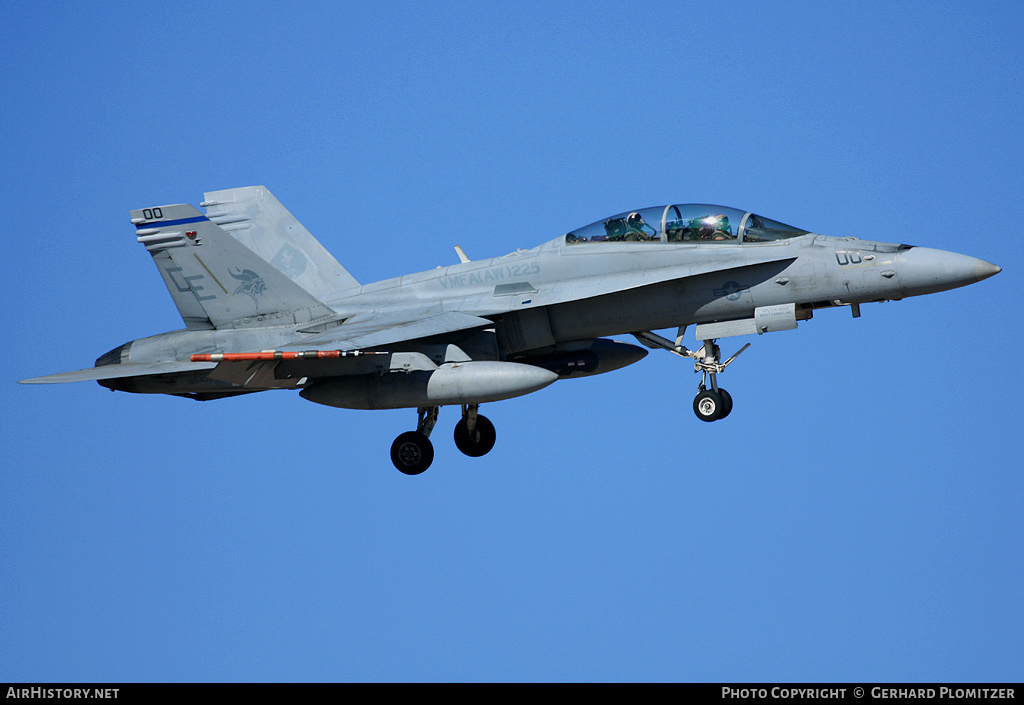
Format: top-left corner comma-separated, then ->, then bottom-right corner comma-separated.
2,0 -> 1020,682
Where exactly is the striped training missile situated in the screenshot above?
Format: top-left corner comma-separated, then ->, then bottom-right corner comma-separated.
190,350 -> 385,362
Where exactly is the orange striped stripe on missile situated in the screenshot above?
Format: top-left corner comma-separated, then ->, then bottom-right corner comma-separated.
191,350 -> 382,362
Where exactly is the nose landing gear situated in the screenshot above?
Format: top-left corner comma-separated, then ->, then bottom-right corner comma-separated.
690,339 -> 740,422
634,331 -> 748,423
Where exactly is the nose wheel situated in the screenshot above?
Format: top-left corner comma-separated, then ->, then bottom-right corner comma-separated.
693,386 -> 733,422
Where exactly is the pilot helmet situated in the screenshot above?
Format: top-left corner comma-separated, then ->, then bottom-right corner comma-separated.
699,214 -> 730,237
627,212 -> 643,227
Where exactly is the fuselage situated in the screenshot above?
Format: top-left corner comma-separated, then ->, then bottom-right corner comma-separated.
92,204 -> 1000,402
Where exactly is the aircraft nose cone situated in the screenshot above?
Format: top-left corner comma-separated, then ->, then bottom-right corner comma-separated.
977,261 -> 1002,279
897,246 -> 1000,298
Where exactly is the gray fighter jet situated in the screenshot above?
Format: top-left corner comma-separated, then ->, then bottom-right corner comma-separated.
20,187 -> 1000,474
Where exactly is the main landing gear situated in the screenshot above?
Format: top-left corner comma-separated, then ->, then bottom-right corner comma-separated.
389,404 -> 496,475
634,331 -> 749,423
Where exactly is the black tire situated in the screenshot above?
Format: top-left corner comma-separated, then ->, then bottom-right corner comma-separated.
693,390 -> 723,422
390,431 -> 434,475
717,388 -> 733,420
453,414 -> 496,457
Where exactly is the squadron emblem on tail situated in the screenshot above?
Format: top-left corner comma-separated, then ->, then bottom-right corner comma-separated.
229,268 -> 267,307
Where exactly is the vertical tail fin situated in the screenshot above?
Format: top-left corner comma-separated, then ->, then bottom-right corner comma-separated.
132,203 -> 336,330
200,186 -> 359,299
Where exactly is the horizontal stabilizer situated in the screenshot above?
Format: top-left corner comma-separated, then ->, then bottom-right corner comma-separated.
19,361 -> 217,385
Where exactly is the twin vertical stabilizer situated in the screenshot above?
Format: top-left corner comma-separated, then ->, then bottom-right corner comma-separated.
131,201 -> 337,330
200,186 -> 360,298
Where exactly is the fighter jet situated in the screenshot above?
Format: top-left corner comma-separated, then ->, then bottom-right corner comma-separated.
20,187 -> 1000,474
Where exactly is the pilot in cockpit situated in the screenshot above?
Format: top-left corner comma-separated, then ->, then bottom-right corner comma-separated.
694,214 -> 732,240
603,212 -> 657,241
624,212 -> 656,240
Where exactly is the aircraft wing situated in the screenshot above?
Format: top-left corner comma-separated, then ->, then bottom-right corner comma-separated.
19,361 -> 218,384
197,310 -> 497,388
18,311 -> 493,387
298,309 -> 494,350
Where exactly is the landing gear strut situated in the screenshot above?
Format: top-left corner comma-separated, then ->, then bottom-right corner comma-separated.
634,330 -> 748,423
389,404 -> 497,474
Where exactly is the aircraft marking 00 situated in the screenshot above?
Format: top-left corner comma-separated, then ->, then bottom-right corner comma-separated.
20,187 -> 1001,474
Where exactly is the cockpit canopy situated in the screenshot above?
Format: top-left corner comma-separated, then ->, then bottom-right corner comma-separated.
565,205 -> 810,245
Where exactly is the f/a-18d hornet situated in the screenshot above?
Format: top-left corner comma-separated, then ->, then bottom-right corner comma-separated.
21,186 -> 1000,474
